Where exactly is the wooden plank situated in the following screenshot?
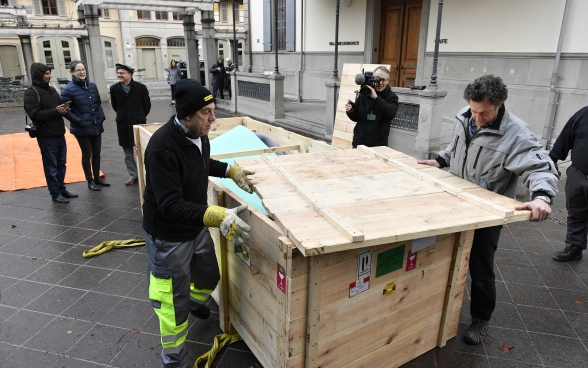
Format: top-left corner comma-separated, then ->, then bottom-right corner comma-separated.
437,229 -> 474,347
216,190 -> 232,333
229,304 -> 275,368
210,144 -> 301,160
262,154 -> 365,243
133,125 -> 146,209
276,237 -> 293,368
305,255 -> 323,368
357,145 -> 517,218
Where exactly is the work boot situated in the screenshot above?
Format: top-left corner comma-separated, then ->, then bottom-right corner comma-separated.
52,194 -> 69,203
93,178 -> 111,187
463,318 -> 489,345
61,190 -> 78,198
553,244 -> 583,262
125,177 -> 138,186
88,181 -> 101,191
190,303 -> 210,320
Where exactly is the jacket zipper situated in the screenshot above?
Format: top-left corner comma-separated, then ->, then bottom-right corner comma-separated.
481,163 -> 501,177
473,146 -> 483,169
452,136 -> 459,158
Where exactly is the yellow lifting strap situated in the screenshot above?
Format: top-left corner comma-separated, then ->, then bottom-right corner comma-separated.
194,332 -> 243,368
82,239 -> 146,258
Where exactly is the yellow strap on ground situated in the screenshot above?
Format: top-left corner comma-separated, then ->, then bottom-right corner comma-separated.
82,239 -> 146,258
194,332 -> 243,368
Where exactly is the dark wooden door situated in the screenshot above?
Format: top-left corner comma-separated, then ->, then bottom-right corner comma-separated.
379,0 -> 422,87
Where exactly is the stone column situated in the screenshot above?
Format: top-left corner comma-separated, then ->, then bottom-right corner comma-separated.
201,10 -> 216,91
18,35 -> 34,83
412,87 -> 448,159
324,78 -> 341,142
84,5 -> 108,101
77,36 -> 95,83
269,73 -> 285,121
183,11 -> 200,80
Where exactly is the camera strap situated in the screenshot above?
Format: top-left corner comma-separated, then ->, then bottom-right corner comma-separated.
25,87 -> 41,128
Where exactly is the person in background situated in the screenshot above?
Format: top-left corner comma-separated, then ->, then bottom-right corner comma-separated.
142,79 -> 255,367
61,60 -> 109,191
168,59 -> 182,106
345,66 -> 399,147
24,63 -> 78,203
418,74 -> 558,346
549,106 -> 588,262
224,58 -> 235,100
209,56 -> 225,99
110,63 -> 151,186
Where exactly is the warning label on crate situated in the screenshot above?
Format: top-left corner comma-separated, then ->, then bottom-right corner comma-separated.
383,281 -> 396,297
406,253 -> 418,271
234,242 -> 251,267
349,276 -> 370,298
357,250 -> 372,280
376,244 -> 405,277
277,263 -> 286,294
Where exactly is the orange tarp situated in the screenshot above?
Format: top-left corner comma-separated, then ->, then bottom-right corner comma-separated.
0,129 -> 97,192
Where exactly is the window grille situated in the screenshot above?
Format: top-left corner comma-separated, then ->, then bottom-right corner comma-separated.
155,11 -> 167,21
167,38 -> 185,47
136,37 -> 160,47
238,81 -> 270,102
137,10 -> 151,20
390,103 -> 420,132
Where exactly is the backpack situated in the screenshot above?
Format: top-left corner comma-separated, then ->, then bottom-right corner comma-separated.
24,87 -> 40,138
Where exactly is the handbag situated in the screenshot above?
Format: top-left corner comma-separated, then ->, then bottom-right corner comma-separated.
24,87 -> 41,138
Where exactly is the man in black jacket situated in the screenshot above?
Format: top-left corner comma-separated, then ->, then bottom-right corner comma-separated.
142,79 -> 255,368
550,106 -> 588,262
345,66 -> 399,147
209,56 -> 225,99
24,63 -> 78,203
110,63 -> 151,186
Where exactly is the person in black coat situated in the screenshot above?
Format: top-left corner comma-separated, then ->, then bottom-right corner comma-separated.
109,63 -> 151,186
550,106 -> 588,262
209,56 -> 225,99
23,63 -> 78,203
345,66 -> 400,147
62,60 -> 109,191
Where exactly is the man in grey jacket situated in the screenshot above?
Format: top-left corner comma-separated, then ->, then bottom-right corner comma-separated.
418,75 -> 558,346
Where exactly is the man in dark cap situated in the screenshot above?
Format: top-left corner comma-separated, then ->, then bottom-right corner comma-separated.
142,79 -> 255,368
24,62 -> 78,203
110,63 -> 151,186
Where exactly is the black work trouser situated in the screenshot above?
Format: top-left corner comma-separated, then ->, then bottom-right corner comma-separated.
469,225 -> 502,321
75,134 -> 102,182
565,166 -> 588,250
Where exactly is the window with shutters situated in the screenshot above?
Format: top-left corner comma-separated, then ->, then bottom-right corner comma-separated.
220,1 -> 228,22
42,0 -> 58,15
213,3 -> 219,22
233,2 -> 244,24
135,37 -> 160,47
155,11 -> 168,21
167,38 -> 185,47
137,10 -> 151,20
263,0 -> 295,52
276,0 -> 286,51
172,12 -> 182,21
99,9 -> 110,18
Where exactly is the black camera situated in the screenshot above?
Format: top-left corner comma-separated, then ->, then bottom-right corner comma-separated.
25,123 -> 37,138
355,71 -> 382,96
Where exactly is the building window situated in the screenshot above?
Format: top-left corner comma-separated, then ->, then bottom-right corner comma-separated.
220,1 -> 228,22
42,0 -> 58,15
167,38 -> 185,47
137,10 -> 151,20
135,37 -> 160,47
238,3 -> 244,23
1,0 -> 8,5
155,11 -> 168,21
99,9 -> 110,19
172,12 -> 182,21
214,3 -> 219,22
276,0 -> 286,51
218,42 -> 224,57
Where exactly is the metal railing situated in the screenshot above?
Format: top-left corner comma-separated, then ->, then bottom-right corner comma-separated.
391,103 -> 420,132
238,81 -> 270,101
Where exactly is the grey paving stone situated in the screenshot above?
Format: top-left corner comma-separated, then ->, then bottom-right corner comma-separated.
67,324 -> 130,364
507,283 -> 559,309
49,356 -> 108,367
26,261 -> 80,284
496,281 -> 513,303
25,240 -> 75,261
441,322 -> 487,356
496,264 -> 544,286
76,216 -> 117,231
434,349 -> 491,368
59,266 -> 111,290
117,252 -> 147,274
0,255 -> 47,279
0,236 -> 45,256
399,349 -> 436,368
98,297 -> 153,330
536,267 -> 588,291
24,316 -> 93,354
494,249 -> 531,267
84,245 -> 134,270
0,280 -> 49,308
518,305 -> 576,337
550,288 -> 588,313
564,311 -> 588,339
0,341 -> 16,364
0,305 -> 17,323
91,270 -> 145,296
0,309 -> 54,345
487,357 -> 543,367
61,291 -> 123,322
529,332 -> 588,367
109,331 -> 163,368
25,223 -> 70,241
52,227 -> 97,245
25,285 -> 86,315
0,275 -> 18,292
0,347 -> 59,368
54,245 -> 92,266
489,302 -> 526,330
484,327 -> 542,364
0,253 -> 19,268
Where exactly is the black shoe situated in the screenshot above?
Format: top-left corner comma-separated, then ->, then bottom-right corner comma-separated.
93,178 -> 111,187
463,318 -> 489,345
553,244 -> 583,262
190,303 -> 210,320
61,190 -> 78,198
52,194 -> 69,203
88,181 -> 101,191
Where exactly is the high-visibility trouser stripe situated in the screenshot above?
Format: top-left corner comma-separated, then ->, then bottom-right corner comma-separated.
190,283 -> 214,302
149,273 -> 188,350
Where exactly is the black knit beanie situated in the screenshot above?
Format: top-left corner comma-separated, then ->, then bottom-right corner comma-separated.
175,79 -> 214,119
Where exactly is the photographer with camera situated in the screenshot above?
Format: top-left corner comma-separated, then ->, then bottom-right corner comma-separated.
24,63 -> 77,203
345,66 -> 399,147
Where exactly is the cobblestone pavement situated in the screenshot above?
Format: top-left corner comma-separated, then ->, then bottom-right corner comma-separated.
1,100 -> 588,368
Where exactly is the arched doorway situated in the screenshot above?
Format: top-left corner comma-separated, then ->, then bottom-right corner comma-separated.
37,37 -> 76,80
167,37 -> 186,63
136,37 -> 161,79
0,45 -> 21,78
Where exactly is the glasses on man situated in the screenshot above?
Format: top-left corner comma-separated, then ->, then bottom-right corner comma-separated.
378,78 -> 389,84
74,69 -> 86,73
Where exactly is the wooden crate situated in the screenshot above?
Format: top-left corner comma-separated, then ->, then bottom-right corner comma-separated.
135,119 -> 532,368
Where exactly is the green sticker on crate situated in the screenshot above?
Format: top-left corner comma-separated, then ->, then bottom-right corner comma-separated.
375,245 -> 405,278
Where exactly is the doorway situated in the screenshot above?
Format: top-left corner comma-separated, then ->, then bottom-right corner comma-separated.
143,49 -> 157,79
379,0 -> 422,87
0,45 -> 20,78
37,37 -> 75,80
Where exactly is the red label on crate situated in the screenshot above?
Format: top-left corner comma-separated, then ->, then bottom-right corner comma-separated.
349,276 -> 370,298
406,253 -> 418,271
277,263 -> 286,294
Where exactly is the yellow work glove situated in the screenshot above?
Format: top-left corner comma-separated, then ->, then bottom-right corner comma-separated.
203,204 -> 251,245
227,165 -> 255,194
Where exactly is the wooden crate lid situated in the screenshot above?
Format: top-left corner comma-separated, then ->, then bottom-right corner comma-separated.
237,146 -> 531,256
